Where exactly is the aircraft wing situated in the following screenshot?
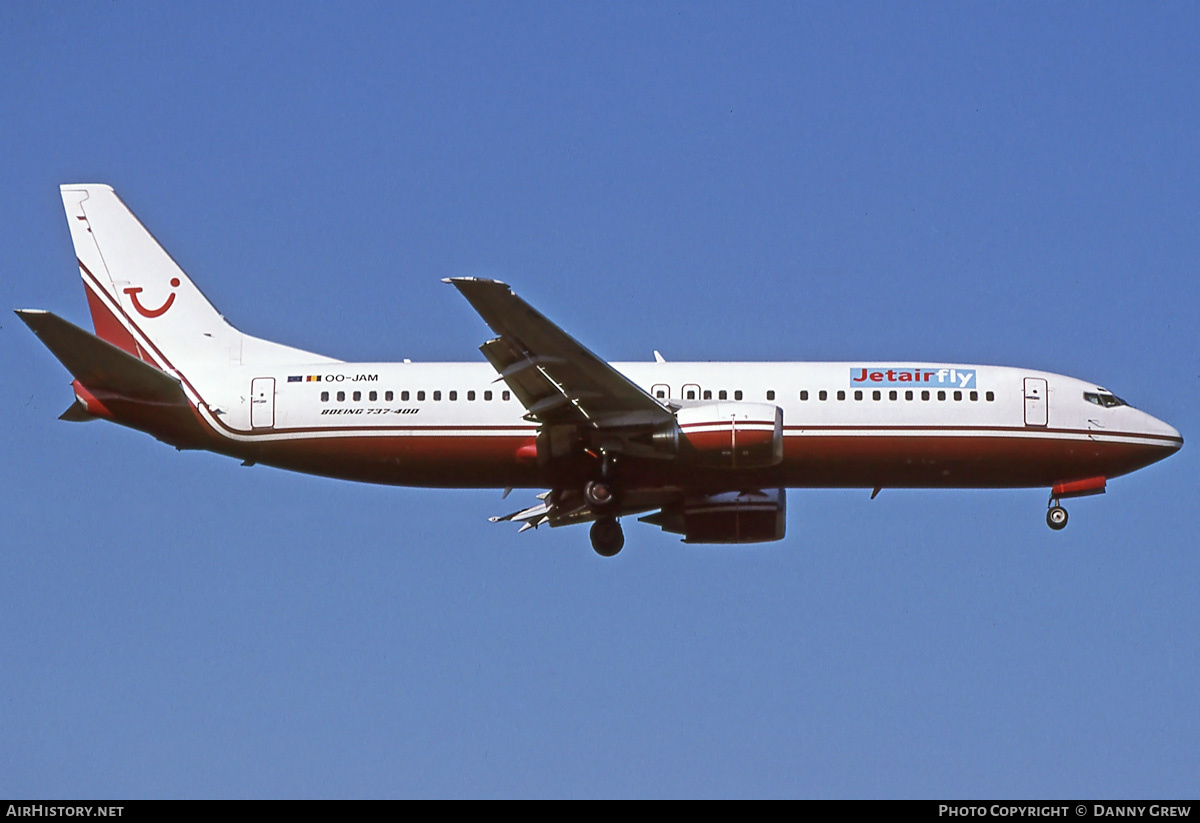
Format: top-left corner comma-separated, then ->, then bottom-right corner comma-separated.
446,278 -> 674,428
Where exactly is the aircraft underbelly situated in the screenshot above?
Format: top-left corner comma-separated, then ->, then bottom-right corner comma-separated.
236,427 -> 1170,490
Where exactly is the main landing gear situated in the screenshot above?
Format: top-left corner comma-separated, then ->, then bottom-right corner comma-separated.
586,448 -> 623,556
584,449 -> 619,512
584,479 -> 616,511
590,517 -> 625,557
1046,501 -> 1069,531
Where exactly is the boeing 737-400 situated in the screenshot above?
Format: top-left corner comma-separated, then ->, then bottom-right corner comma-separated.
17,185 -> 1183,556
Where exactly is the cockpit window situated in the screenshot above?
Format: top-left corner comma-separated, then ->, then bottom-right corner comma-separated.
1084,391 -> 1128,408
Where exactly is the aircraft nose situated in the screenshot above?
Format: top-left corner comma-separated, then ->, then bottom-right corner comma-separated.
1145,412 -> 1183,451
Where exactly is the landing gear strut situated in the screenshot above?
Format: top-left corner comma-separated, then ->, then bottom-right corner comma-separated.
586,448 -> 623,554
584,448 -> 619,513
584,479 -> 616,512
1046,501 -> 1068,531
590,518 -> 624,557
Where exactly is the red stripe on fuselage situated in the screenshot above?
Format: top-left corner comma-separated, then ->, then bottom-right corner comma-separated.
784,423 -> 1182,445
234,430 -> 1177,491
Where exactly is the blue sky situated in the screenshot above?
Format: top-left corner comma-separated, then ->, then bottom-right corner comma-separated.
2,2 -> 1197,798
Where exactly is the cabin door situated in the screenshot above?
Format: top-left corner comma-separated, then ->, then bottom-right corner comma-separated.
251,377 -> 275,428
1023,377 -> 1048,427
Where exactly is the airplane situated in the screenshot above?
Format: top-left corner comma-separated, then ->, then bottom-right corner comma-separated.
17,184 -> 1183,556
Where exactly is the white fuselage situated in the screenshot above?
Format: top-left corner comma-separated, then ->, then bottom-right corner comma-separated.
179,359 -> 1180,491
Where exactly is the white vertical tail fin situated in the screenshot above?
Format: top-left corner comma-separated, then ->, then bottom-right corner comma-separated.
61,184 -> 337,378
62,184 -> 242,371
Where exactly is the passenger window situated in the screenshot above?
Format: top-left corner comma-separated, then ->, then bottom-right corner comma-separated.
854,390 -> 863,401
337,391 -> 345,402
417,391 -> 425,401
986,391 -> 994,402
953,390 -> 962,401
484,390 -> 492,401
467,390 -> 475,401
905,390 -> 913,401
449,391 -> 457,401
970,391 -> 978,401
819,390 -> 828,401
385,390 -> 394,401
502,390 -> 511,401
433,391 -> 441,401
734,390 -> 743,400
352,391 -> 361,402
873,390 -> 882,401
937,390 -> 946,401
800,390 -> 808,401
837,390 -> 846,401
369,391 -> 377,402
321,391 -> 329,402
655,389 -> 665,399
889,390 -> 898,401
922,390 -> 930,401
686,389 -> 696,400
703,390 -> 712,400
719,390 -> 728,400
766,390 -> 775,401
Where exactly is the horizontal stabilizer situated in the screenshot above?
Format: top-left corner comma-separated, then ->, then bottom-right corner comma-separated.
16,309 -> 188,405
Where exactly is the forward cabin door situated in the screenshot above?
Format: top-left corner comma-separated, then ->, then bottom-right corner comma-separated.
1023,377 -> 1048,427
251,377 -> 275,428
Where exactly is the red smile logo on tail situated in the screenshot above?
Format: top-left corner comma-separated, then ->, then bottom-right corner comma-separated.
124,278 -> 181,318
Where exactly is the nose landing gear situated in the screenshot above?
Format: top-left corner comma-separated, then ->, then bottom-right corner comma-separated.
1045,477 -> 1104,531
1046,501 -> 1068,531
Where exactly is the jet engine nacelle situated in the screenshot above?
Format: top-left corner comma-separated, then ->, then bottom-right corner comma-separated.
640,489 -> 787,543
675,402 -> 783,468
